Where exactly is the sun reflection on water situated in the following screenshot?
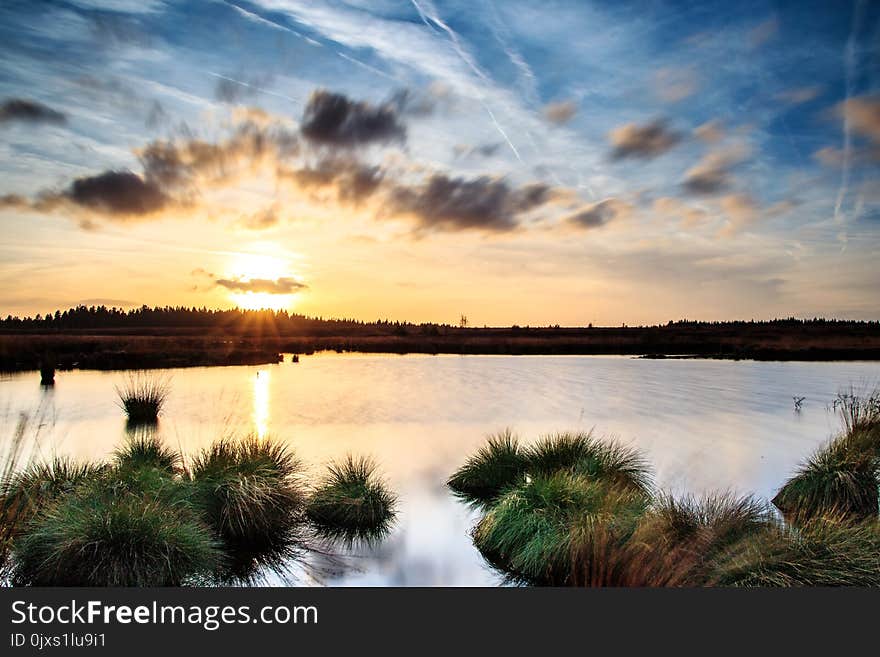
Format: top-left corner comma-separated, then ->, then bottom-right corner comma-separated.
252,369 -> 270,438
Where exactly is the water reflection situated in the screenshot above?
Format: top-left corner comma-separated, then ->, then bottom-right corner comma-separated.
252,369 -> 270,439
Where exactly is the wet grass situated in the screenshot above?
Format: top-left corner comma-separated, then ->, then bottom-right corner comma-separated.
306,455 -> 397,547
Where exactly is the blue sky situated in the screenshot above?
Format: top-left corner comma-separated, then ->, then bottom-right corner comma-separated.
0,0 -> 878,324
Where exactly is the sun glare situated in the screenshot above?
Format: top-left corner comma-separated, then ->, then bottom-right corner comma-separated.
232,291 -> 292,311
225,250 -> 301,311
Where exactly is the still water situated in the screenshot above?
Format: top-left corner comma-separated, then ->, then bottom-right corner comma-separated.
2,353 -> 878,586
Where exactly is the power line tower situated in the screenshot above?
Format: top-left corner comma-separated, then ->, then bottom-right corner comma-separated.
459,314 -> 468,328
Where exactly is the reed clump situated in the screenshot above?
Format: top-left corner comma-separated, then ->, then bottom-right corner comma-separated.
1,432 -> 398,586
115,374 -> 170,425
306,455 -> 397,546
772,389 -> 880,523
190,437 -> 308,581
447,430 -> 652,510
452,425 -> 880,587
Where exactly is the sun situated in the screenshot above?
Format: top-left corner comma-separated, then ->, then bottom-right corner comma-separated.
225,251 -> 302,311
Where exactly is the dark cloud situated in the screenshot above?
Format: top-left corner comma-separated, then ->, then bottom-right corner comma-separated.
139,119 -> 300,189
65,170 -> 169,216
0,98 -> 67,126
565,198 -> 630,229
609,120 -> 680,159
387,174 -> 553,232
0,194 -> 31,209
215,276 -> 307,294
682,145 -> 750,195
280,157 -> 384,206
453,143 -> 502,159
389,83 -> 454,118
301,90 -> 406,147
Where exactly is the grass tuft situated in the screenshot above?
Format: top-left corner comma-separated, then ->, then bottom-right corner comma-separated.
190,436 -> 307,581
473,473 -> 648,585
773,392 -> 880,523
0,457 -> 105,539
114,431 -> 181,475
527,432 -> 653,495
115,373 -> 170,425
447,429 -> 527,507
11,477 -> 221,586
306,455 -> 397,546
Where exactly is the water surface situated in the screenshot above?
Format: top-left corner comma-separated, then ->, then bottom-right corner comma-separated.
2,354 -> 877,585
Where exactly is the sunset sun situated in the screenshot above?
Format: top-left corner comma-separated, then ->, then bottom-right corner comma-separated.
223,251 -> 304,311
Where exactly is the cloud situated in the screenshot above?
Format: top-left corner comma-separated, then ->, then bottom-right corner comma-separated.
836,95 -> 880,148
237,205 -> 280,231
654,68 -> 699,103
390,83 -> 455,117
64,170 -> 169,216
609,120 -> 681,159
748,16 -> 779,48
453,143 -> 501,159
215,276 -> 308,294
776,86 -> 822,105
718,194 -> 759,237
694,120 -> 724,143
564,198 -> 630,229
652,196 -> 707,228
682,143 -> 751,195
543,100 -> 577,125
213,73 -> 273,104
278,157 -> 385,206
387,174 -> 553,232
300,89 -> 406,147
0,98 -> 67,125
138,118 -> 300,189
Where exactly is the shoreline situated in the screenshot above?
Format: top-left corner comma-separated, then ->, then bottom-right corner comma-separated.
2,330 -> 880,372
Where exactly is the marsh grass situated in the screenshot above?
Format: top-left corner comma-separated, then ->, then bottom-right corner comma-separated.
527,432 -> 653,495
306,455 -> 397,547
114,431 -> 181,475
447,429 -> 527,508
773,389 -> 880,523
116,374 -> 170,425
473,473 -> 648,585
455,428 -> 880,587
447,430 -> 653,510
709,515 -> 880,586
12,477 -> 222,586
190,436 -> 308,581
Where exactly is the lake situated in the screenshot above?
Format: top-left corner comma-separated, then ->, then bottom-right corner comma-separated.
2,353 -> 878,586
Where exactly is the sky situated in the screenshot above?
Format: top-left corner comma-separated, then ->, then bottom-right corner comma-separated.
0,0 -> 878,326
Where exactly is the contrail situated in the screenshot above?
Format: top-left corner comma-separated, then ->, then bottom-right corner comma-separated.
833,0 -> 866,225
208,72 -> 300,103
410,0 -> 524,163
